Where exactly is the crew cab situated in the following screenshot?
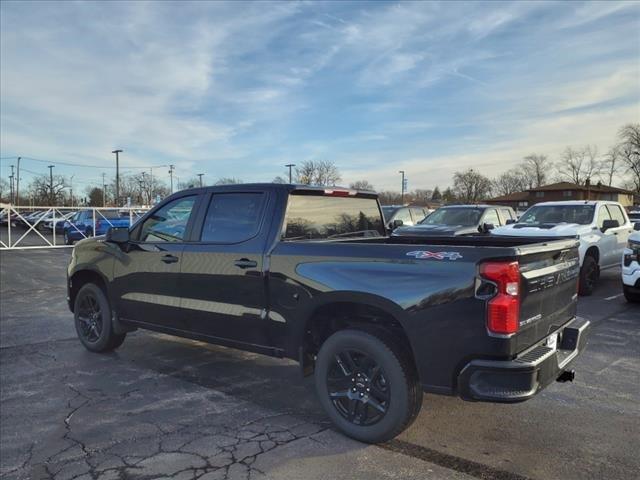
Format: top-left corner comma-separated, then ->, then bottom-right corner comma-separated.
393,204 -> 516,237
623,230 -> 640,303
64,209 -> 131,245
67,184 -> 590,443
493,201 -> 634,296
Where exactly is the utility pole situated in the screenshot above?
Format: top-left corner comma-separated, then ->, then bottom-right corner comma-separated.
112,149 -> 122,206
9,165 -> 15,204
169,164 -> 175,193
197,173 -> 204,187
69,175 -> 74,206
102,173 -> 107,206
285,164 -> 296,183
141,171 -> 147,204
16,157 -> 21,205
399,170 -> 406,205
48,165 -> 55,205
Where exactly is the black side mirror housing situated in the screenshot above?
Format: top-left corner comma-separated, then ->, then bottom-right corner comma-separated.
479,223 -> 495,233
601,219 -> 619,232
391,219 -> 404,230
634,222 -> 640,231
506,219 -> 516,225
106,226 -> 130,244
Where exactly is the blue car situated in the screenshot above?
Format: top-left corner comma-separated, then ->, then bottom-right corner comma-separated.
64,210 -> 131,245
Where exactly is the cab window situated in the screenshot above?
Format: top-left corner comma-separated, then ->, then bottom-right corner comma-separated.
139,196 -> 196,242
200,193 -> 266,243
606,205 -> 626,226
394,208 -> 413,225
596,205 -> 612,229
483,209 -> 500,226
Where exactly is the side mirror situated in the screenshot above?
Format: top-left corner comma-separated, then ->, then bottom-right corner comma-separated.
480,223 -> 495,233
391,219 -> 404,230
634,222 -> 640,231
506,219 -> 516,225
601,219 -> 619,232
106,226 -> 130,244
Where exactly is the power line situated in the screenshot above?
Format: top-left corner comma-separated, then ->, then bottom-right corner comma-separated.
19,155 -> 167,170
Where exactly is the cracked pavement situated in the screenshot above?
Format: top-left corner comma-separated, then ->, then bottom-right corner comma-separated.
1,249 -> 639,480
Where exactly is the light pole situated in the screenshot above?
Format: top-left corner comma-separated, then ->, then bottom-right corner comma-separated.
197,173 -> 204,187
168,164 -> 175,193
16,157 -> 21,205
69,175 -> 74,206
285,164 -> 296,183
48,165 -> 55,205
9,165 -> 14,204
399,170 -> 406,205
102,173 -> 107,206
112,149 -> 122,206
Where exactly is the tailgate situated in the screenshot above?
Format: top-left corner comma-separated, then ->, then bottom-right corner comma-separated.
515,239 -> 580,352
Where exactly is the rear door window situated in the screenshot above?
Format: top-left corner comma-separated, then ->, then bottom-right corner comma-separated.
394,208 -> 413,225
596,205 -> 612,229
200,193 -> 266,243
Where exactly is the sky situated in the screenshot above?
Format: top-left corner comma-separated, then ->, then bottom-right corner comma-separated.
1,0 -> 639,193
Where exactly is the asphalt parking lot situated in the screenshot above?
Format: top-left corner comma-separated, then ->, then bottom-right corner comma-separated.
1,249 -> 638,480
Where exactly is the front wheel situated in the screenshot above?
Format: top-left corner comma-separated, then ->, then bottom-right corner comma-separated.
579,255 -> 598,296
314,329 -> 422,443
74,283 -> 126,352
623,284 -> 640,303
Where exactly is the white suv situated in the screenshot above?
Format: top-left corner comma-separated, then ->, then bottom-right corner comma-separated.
623,230 -> 640,303
492,201 -> 634,295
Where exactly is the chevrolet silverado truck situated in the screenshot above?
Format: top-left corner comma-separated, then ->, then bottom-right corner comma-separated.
492,201 -> 634,296
67,184 -> 590,443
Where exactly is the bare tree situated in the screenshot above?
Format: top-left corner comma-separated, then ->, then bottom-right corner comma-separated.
431,186 -> 442,201
377,191 -> 402,205
272,176 -> 287,184
0,177 -> 9,202
522,154 -> 550,188
556,146 -> 601,185
27,175 -> 68,205
452,168 -> 492,203
492,168 -> 529,196
215,177 -> 243,185
295,160 -> 341,186
617,123 -> 640,193
602,146 -> 621,186
349,180 -> 375,191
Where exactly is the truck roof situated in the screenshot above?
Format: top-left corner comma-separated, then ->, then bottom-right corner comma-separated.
170,183 -> 378,198
531,200 -> 618,207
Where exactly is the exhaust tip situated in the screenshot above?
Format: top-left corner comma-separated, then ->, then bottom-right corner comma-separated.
556,370 -> 575,383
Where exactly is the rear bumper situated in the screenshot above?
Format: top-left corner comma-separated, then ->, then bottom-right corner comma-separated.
457,316 -> 590,403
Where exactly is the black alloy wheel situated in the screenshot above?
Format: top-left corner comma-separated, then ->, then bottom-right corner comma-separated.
76,290 -> 103,343
327,349 -> 390,426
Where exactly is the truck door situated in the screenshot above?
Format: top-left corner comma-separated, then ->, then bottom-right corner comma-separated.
595,205 -> 618,267
112,194 -> 200,331
179,190 -> 272,348
606,204 -> 632,261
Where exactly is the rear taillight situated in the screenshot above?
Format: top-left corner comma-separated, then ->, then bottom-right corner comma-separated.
480,261 -> 520,335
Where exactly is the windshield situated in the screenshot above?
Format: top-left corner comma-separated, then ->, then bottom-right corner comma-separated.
517,205 -> 595,225
420,207 -> 482,227
284,194 -> 385,240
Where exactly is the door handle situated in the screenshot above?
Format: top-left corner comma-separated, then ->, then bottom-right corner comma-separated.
234,258 -> 257,269
161,254 -> 179,264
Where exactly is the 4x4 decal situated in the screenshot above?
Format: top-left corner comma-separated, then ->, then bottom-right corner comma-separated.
406,250 -> 463,261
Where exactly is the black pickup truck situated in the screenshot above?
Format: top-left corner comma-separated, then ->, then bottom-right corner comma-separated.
67,184 -> 590,443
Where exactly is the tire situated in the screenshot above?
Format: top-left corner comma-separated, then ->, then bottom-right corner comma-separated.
314,328 -> 422,443
623,285 -> 640,303
74,283 -> 126,352
64,231 -> 73,245
579,255 -> 599,296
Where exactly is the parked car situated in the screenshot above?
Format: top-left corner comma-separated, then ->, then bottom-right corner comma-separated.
64,210 -> 131,245
627,209 -> 640,226
492,201 -> 634,296
381,205 -> 430,230
44,211 -> 76,233
622,229 -> 640,303
68,184 -> 590,443
393,204 -> 516,237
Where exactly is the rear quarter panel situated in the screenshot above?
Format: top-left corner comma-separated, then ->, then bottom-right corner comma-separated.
269,241 -> 520,394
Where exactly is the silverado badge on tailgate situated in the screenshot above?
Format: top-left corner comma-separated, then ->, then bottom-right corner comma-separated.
406,251 -> 463,260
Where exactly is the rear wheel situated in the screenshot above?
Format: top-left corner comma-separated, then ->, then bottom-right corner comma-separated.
64,230 -> 73,245
314,329 -> 422,443
74,283 -> 126,352
579,255 -> 598,296
623,284 -> 640,303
